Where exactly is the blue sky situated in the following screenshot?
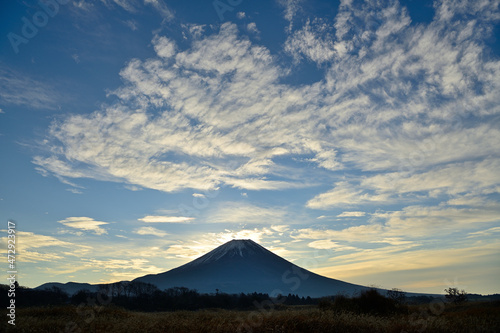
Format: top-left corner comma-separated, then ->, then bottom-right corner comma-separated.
1,0 -> 499,295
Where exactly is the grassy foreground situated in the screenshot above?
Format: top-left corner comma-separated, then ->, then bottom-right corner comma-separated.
2,301 -> 499,333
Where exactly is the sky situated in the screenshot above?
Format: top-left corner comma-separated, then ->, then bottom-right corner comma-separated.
0,0 -> 499,295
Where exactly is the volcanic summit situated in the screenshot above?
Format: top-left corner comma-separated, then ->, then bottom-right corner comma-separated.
133,239 -> 366,297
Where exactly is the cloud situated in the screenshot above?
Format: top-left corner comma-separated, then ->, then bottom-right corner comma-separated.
163,227 -> 278,260
152,35 -> 176,58
34,23 -> 321,192
313,240 -> 500,282
124,19 -> 138,31
284,19 -> 336,64
135,226 -> 168,237
468,226 -> 500,238
58,217 -> 109,235
144,0 -> 174,21
307,239 -> 356,251
57,229 -> 84,236
0,66 -> 61,109
124,185 -> 143,191
271,225 -> 289,233
34,1 -> 500,216
93,0 -> 139,12
375,204 -> 500,238
0,231 -> 90,263
247,22 -> 260,35
337,211 -> 366,217
294,225 -> 385,243
307,158 -> 500,209
206,202 -> 289,224
371,159 -> 500,197
298,199 -> 500,244
277,0 -> 303,31
181,24 -> 206,39
306,181 -> 389,209
109,0 -> 137,12
138,215 -> 194,223
82,257 -> 164,281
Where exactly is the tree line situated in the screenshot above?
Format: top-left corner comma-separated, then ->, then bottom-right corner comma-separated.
0,282 -> 315,311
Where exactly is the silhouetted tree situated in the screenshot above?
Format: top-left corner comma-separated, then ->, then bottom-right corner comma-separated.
445,287 -> 467,304
387,288 -> 406,305
71,289 -> 93,304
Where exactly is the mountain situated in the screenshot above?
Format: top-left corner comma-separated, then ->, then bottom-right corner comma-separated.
35,281 -> 99,295
36,239 -> 387,297
132,239 -> 368,297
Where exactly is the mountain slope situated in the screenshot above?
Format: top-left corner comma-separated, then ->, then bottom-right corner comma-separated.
133,239 -> 367,297
35,282 -> 99,295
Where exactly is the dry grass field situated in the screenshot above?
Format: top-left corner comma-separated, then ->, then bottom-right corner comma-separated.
2,301 -> 500,333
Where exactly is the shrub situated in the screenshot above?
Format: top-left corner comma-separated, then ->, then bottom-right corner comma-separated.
445,287 -> 468,304
332,294 -> 358,313
357,289 -> 398,316
318,297 -> 333,311
387,288 -> 406,305
320,289 -> 403,316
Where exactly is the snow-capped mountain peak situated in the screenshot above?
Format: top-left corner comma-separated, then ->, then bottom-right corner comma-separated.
39,239 -> 386,298
133,238 -> 368,297
185,239 -> 268,266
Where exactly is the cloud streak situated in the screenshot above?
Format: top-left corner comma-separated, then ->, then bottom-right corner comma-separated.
58,217 -> 109,235
134,226 -> 168,237
138,215 -> 194,223
0,66 -> 61,109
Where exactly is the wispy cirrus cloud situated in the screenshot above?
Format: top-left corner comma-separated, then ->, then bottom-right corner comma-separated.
0,66 -> 61,109
306,181 -> 390,209
34,0 -> 500,204
337,211 -> 366,217
307,239 -> 357,251
298,201 -> 500,242
205,201 -> 290,224
138,215 -> 194,223
144,0 -> 174,21
0,231 -> 90,263
58,217 -> 109,235
313,240 -> 500,282
134,226 -> 168,237
278,0 -> 303,32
